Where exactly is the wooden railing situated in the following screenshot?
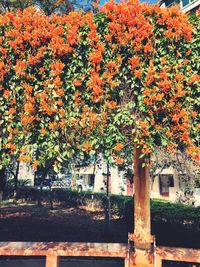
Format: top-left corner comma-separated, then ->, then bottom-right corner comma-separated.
156,246 -> 200,267
0,242 -> 129,267
0,242 -> 200,266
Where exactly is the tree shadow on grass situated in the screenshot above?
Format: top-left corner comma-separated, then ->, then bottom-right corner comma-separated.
0,203 -> 129,243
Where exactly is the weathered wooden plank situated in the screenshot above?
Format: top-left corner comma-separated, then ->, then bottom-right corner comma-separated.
156,246 -> 200,265
0,242 -> 128,258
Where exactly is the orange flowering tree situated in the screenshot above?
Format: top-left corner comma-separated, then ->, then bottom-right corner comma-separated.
0,1 -> 199,171
0,0 -> 199,252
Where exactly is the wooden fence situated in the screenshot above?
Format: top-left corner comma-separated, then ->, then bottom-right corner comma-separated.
0,242 -> 200,267
0,242 -> 129,267
156,246 -> 200,267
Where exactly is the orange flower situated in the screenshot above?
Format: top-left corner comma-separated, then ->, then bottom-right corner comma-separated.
139,120 -> 149,129
24,155 -> 32,162
191,111 -> 197,117
175,73 -> 184,82
10,98 -> 16,105
14,60 -> 26,75
142,146 -> 152,155
50,60 -> 64,76
54,76 -> 63,87
60,119 -> 66,127
89,50 -> 102,65
129,56 -> 140,70
160,72 -> 169,79
135,69 -> 142,78
104,34 -> 111,42
186,49 -> 191,56
83,141 -> 93,153
40,128 -> 46,135
13,128 -> 18,134
56,88 -> 65,96
181,132 -> 189,142
10,143 -> 16,150
158,79 -> 172,92
113,143 -> 124,151
39,67 -> 45,73
21,114 -> 35,125
161,57 -> 166,64
3,90 -> 10,99
82,106 -> 88,113
24,103 -> 35,113
49,122 -> 57,130
57,99 -> 63,106
22,83 -> 33,93
156,93 -> 164,101
144,42 -> 151,53
33,160 -> 39,170
21,147 -> 27,154
8,108 -> 16,115
75,97 -> 81,104
196,8 -> 200,16
193,154 -> 200,162
166,130 -> 172,137
143,88 -> 150,96
115,158 -> 125,165
73,79 -> 82,87
59,109 -> 65,116
106,60 -> 117,69
106,101 -> 117,109
188,74 -> 199,85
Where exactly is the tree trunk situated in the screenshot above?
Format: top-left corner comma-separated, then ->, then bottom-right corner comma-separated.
134,146 -> 151,250
14,161 -> 20,190
49,185 -> 53,210
0,168 -> 6,201
14,161 -> 20,199
105,162 -> 111,234
37,184 -> 43,207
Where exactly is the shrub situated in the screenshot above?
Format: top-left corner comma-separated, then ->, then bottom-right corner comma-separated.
14,187 -> 200,231
110,195 -> 132,218
151,199 -> 200,230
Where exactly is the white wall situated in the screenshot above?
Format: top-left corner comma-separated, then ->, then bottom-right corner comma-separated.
18,163 -> 34,186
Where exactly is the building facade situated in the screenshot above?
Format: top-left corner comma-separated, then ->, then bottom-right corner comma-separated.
159,0 -> 200,13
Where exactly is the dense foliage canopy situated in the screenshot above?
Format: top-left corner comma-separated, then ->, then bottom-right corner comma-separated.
0,0 -> 199,171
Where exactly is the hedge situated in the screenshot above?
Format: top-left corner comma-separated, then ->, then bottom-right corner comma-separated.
151,199 -> 200,229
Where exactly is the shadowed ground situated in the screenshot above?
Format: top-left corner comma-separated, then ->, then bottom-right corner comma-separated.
0,202 -> 128,243
0,202 -> 199,248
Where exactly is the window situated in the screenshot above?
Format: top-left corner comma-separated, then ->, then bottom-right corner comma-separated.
181,0 -> 195,8
168,175 -> 174,187
159,174 -> 174,196
163,0 -> 179,7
